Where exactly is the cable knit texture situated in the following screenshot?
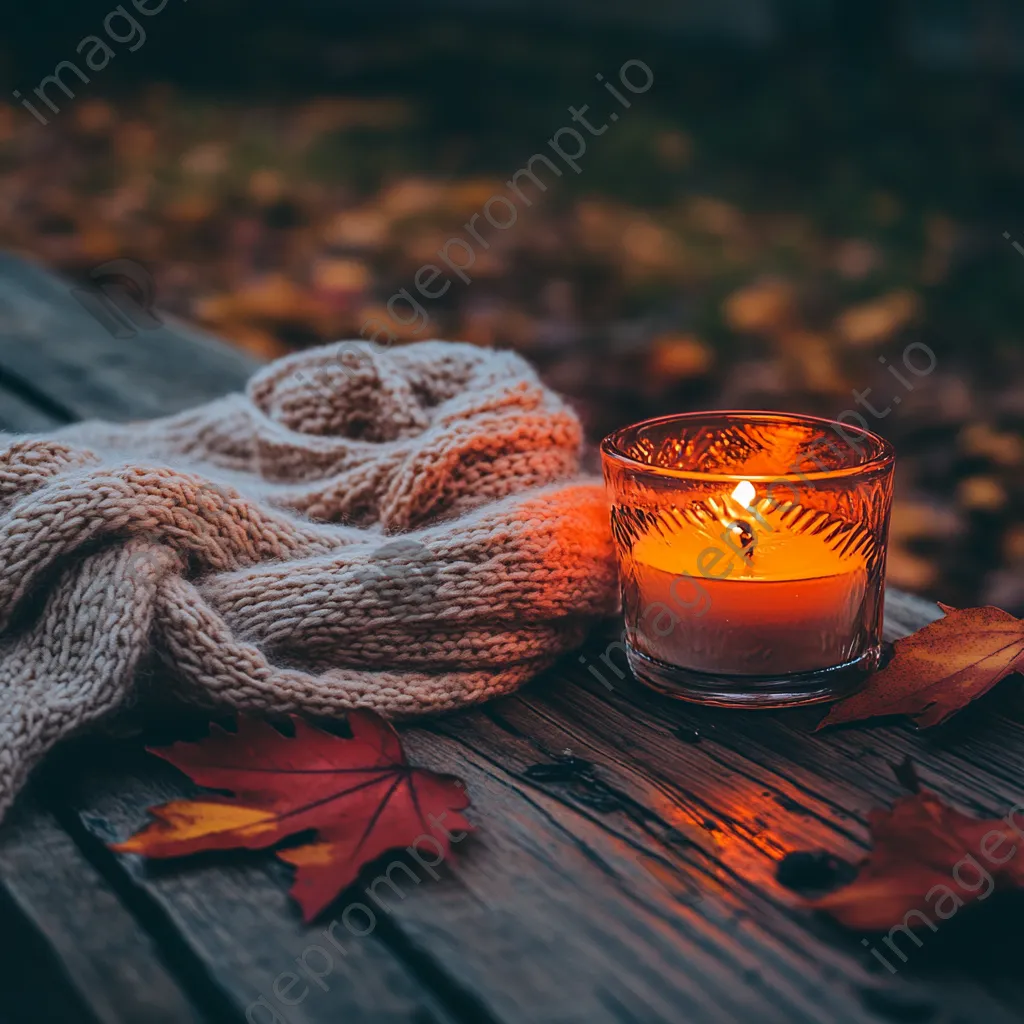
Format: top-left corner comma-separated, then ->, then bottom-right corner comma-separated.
0,340 -> 617,819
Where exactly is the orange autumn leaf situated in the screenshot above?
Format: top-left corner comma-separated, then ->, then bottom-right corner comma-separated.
810,791 -> 1024,930
112,712 -> 472,921
818,604 -> 1024,730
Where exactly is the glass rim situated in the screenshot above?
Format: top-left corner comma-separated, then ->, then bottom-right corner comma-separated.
600,410 -> 896,484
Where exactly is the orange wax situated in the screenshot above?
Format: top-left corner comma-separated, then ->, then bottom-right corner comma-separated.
629,494 -> 870,675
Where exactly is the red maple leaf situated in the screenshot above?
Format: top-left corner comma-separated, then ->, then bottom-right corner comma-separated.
112,712 -> 472,920
809,791 -> 1024,930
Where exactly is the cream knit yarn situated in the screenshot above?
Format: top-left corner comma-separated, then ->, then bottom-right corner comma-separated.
0,340 -> 617,818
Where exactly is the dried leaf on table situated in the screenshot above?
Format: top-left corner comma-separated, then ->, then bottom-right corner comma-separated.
113,712 -> 472,921
818,604 -> 1024,730
809,791 -> 1024,930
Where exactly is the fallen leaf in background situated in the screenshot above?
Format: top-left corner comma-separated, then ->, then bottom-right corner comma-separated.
722,277 -> 796,336
113,712 -> 472,921
885,547 -> 939,593
959,422 -> 1024,468
808,791 -> 1024,930
957,475 -> 1009,513
834,288 -> 920,347
686,195 -> 745,237
647,332 -> 714,384
819,604 -> 1024,730
776,329 -> 847,394
833,238 -> 882,280
1005,525 -> 1024,566
886,500 -> 962,592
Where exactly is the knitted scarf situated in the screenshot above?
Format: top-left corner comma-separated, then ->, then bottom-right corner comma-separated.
0,340 -> 617,818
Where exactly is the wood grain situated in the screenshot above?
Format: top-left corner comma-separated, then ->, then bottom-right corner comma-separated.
39,741 -> 457,1024
0,794 -> 202,1024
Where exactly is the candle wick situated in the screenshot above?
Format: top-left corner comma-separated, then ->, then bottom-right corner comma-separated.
726,519 -> 756,562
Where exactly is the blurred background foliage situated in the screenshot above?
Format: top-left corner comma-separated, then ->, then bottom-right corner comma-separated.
1,0 -> 1023,611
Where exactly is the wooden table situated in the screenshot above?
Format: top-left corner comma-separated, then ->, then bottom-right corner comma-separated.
0,252 -> 1020,1024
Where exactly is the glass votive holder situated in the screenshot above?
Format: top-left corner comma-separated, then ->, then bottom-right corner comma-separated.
600,411 -> 896,708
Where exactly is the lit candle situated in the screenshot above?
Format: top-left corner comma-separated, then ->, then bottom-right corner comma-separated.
629,480 -> 870,676
601,412 -> 895,707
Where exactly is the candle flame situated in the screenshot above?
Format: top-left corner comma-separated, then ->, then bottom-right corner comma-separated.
731,480 -> 756,508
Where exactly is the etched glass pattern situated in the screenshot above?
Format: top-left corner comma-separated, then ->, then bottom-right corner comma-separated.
601,412 -> 896,708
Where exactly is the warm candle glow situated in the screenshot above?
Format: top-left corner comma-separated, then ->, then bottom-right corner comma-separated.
601,411 -> 895,707
628,488 -> 870,674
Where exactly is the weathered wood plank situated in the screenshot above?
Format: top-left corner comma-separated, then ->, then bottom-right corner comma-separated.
0,795 -> 204,1024
458,592 -> 1021,1020
395,597 -> 1024,1024
0,252 -> 256,420
0,252 -> 1019,1023
0,377 -> 70,431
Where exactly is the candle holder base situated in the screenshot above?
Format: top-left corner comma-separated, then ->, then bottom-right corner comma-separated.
625,645 -> 881,709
